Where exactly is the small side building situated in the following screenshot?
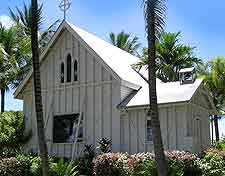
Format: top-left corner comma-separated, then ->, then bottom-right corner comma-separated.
14,21 -> 216,158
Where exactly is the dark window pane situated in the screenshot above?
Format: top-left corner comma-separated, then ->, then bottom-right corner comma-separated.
67,54 -> 72,82
74,60 -> 78,81
61,62 -> 64,83
53,114 -> 83,143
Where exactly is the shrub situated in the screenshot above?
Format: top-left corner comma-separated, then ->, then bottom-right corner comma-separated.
75,144 -> 96,176
127,153 -> 156,176
0,157 -> 26,176
131,159 -> 157,176
93,153 -> 129,176
204,148 -> 225,159
0,111 -> 31,157
52,159 -> 78,176
166,150 -> 199,175
168,159 -> 184,176
195,153 -> 225,176
97,137 -> 111,153
16,154 -> 56,176
214,138 -> 225,151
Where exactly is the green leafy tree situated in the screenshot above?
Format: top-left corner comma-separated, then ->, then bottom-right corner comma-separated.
137,32 -> 202,82
109,31 -> 141,56
31,0 -> 50,175
143,0 -> 168,175
197,56 -> 225,141
0,24 -> 19,112
0,111 -> 31,156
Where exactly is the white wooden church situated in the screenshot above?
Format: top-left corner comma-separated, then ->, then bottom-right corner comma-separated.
14,21 -> 216,158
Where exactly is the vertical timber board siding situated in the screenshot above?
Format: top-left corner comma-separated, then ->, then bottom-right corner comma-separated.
79,45 -> 86,141
120,115 -> 125,152
24,29 -> 124,157
102,68 -> 111,140
138,110 -> 145,153
111,79 -> 121,152
176,106 -> 186,150
168,106 -> 177,149
86,51 -> 95,145
72,38 -> 79,113
124,114 -> 130,153
130,110 -> 138,154
94,61 -> 102,146
159,108 -> 168,149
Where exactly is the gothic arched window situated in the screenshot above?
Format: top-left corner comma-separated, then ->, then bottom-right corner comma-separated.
60,62 -> 64,83
67,54 -> 72,82
74,60 -> 78,81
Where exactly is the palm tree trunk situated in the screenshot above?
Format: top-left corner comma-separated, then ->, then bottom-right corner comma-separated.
147,3 -> 168,176
214,115 -> 220,141
31,0 -> 50,175
211,116 -> 214,144
1,88 -> 5,113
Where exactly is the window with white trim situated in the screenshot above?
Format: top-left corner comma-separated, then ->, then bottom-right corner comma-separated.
146,119 -> 153,142
53,114 -> 83,143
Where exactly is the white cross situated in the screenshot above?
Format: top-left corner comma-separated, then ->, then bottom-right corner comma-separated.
59,0 -> 72,20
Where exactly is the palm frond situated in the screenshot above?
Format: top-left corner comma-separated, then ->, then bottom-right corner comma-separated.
143,0 -> 167,38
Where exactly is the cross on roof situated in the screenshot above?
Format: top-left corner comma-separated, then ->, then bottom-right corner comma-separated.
59,0 -> 72,20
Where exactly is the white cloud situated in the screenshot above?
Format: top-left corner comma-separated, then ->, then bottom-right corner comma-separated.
0,15 -> 14,29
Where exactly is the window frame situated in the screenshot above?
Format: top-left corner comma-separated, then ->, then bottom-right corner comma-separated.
146,119 -> 153,143
52,113 -> 84,144
60,62 -> 65,83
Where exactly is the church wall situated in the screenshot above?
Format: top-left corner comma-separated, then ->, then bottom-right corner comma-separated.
120,103 -> 194,154
22,29 -> 121,157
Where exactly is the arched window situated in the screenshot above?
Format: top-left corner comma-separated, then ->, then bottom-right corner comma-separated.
60,62 -> 64,83
67,54 -> 72,82
74,60 -> 78,81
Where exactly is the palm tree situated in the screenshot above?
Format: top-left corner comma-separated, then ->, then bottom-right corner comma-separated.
0,24 -> 19,112
31,0 -> 50,175
143,0 -> 168,175
9,2 -> 60,50
109,31 -> 141,56
197,57 -> 225,141
137,32 -> 202,82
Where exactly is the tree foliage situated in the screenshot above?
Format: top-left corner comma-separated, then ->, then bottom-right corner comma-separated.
137,32 -> 202,82
197,56 -> 225,115
0,111 -> 31,156
109,31 -> 141,56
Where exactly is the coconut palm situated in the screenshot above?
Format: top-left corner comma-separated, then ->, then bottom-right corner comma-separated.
109,31 -> 141,56
9,2 -> 60,50
0,24 -> 19,112
197,57 -> 225,141
143,0 -> 168,175
136,32 -> 202,82
31,0 -> 50,175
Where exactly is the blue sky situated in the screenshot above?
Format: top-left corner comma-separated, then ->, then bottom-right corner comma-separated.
0,0 -> 225,135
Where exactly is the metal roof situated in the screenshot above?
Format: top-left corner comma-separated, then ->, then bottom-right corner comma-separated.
179,67 -> 195,73
14,21 -> 203,106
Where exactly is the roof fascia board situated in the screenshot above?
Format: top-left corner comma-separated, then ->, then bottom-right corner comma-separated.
121,79 -> 141,90
15,21 -> 124,97
121,101 -> 188,111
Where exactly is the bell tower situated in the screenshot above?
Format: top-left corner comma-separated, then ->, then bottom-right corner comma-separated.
179,67 -> 196,85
